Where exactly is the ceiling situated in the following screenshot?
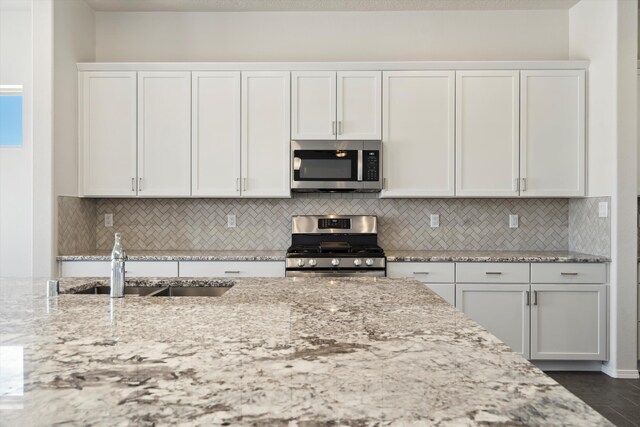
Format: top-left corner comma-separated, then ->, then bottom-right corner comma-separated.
84,0 -> 581,12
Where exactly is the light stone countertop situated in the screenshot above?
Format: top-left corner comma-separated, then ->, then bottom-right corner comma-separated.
0,277 -> 611,426
57,249 -> 609,263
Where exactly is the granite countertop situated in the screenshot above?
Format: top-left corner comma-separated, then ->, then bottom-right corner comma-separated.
385,250 -> 610,263
57,250 -> 609,263
0,277 -> 610,426
56,250 -> 286,262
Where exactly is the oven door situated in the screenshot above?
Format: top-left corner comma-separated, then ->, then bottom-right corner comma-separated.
291,140 -> 363,191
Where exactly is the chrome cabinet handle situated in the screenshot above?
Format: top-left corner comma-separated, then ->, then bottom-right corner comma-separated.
243,178 -> 247,191
514,178 -> 519,193
532,290 -> 538,305
338,121 -> 343,135
561,272 -> 578,276
224,270 -> 240,274
236,178 -> 240,192
332,121 -> 336,136
131,178 -> 135,192
521,178 -> 527,191
413,272 -> 430,275
139,177 -> 143,191
485,272 -> 502,275
525,291 -> 530,306
383,177 -> 387,190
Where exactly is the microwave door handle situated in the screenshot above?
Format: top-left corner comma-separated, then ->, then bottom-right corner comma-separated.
293,157 -> 302,171
357,150 -> 363,181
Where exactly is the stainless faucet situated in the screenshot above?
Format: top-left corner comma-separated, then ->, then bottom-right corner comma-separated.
110,233 -> 127,298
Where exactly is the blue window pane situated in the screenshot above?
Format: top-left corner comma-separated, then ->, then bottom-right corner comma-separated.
0,95 -> 23,147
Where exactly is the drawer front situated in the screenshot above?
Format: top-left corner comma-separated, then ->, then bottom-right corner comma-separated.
59,261 -> 110,277
126,261 -> 178,277
387,262 -> 455,283
456,263 -> 529,283
179,261 -> 285,278
531,263 -> 606,284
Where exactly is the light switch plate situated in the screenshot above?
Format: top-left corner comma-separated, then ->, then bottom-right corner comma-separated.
104,213 -> 113,227
509,214 -> 519,229
227,214 -> 237,228
598,202 -> 609,218
430,214 -> 439,228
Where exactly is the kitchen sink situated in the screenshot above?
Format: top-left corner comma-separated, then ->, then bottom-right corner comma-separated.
69,285 -> 232,297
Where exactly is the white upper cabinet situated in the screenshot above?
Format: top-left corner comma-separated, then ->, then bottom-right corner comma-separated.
291,71 -> 337,140
191,72 -> 241,197
520,70 -> 585,197
337,71 -> 382,140
455,71 -> 520,197
137,72 -> 192,197
80,72 -> 137,197
241,71 -> 291,198
381,71 -> 455,197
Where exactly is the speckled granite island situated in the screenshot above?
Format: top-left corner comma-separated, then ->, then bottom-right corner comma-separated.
0,277 -> 610,426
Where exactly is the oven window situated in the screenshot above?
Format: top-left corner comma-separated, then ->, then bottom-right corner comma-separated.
300,159 -> 352,179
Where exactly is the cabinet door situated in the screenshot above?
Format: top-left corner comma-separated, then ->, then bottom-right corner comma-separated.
530,284 -> 607,360
455,71 -> 520,196
520,70 -> 585,197
138,72 -> 191,197
192,72 -> 241,197
80,72 -> 137,196
381,71 -> 455,197
456,284 -> 530,357
292,71 -> 336,140
241,72 -> 291,198
337,71 -> 382,140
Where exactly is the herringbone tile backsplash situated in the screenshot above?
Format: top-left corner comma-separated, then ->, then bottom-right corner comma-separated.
58,196 -> 96,255
83,197 -> 573,252
568,197 -> 611,257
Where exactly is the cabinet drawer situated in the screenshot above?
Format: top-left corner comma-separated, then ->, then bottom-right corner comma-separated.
59,261 -> 178,277
179,261 -> 285,278
387,262 -> 454,283
531,263 -> 606,284
456,263 -> 529,283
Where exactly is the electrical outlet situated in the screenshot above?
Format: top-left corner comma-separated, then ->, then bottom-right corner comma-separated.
227,214 -> 236,228
430,214 -> 440,228
509,214 -> 519,229
104,213 -> 113,227
598,202 -> 609,218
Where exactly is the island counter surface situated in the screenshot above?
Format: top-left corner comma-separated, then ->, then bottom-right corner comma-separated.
0,277 -> 610,426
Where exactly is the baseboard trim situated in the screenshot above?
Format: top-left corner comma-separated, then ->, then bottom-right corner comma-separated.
533,360 -> 603,372
601,364 -> 640,379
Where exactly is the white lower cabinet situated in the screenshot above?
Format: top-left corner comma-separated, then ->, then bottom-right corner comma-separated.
530,284 -> 607,360
59,261 -> 178,278
179,261 -> 285,278
387,262 -> 455,305
456,284 -> 530,357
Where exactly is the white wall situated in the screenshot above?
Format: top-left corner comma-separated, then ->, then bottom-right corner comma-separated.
0,1 -> 32,277
569,0 -> 638,377
95,10 -> 569,62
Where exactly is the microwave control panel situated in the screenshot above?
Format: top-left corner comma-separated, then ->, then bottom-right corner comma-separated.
364,151 -> 380,181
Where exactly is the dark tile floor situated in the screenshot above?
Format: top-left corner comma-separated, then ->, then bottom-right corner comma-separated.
548,371 -> 640,426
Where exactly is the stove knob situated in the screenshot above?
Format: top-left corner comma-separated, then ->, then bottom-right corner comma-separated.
308,259 -> 317,267
331,258 -> 340,266
365,258 -> 374,266
297,259 -> 305,267
353,258 -> 362,266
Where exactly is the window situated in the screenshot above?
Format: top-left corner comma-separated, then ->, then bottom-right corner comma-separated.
0,85 -> 23,147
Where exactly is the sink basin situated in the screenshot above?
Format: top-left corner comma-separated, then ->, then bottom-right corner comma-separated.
72,286 -> 167,296
69,285 -> 232,297
153,286 -> 231,297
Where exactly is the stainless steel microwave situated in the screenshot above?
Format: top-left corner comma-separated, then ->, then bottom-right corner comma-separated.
291,140 -> 382,192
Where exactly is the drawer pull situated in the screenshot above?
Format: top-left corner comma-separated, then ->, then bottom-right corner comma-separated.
413,272 -> 430,275
485,272 -> 502,275
560,272 -> 578,276
224,270 -> 240,274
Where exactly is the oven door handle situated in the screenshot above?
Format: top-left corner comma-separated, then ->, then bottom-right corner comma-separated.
357,150 -> 363,181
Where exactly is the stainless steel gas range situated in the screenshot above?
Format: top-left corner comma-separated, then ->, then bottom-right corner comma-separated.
285,215 -> 386,277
